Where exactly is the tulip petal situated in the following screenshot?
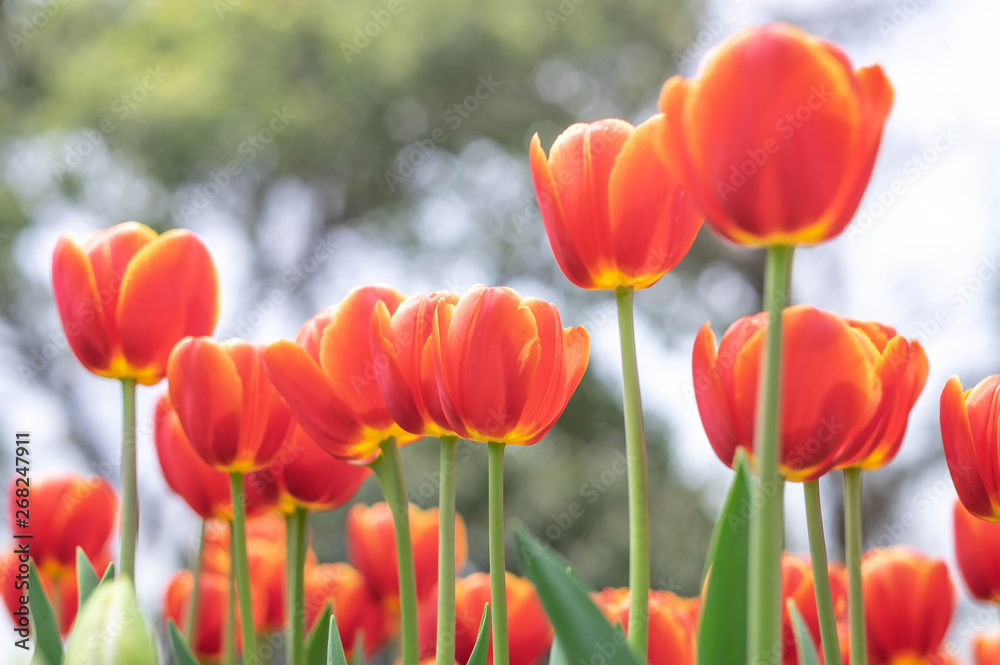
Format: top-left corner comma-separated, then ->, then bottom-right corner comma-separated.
942,376 -> 1000,520
52,235 -> 114,374
692,323 -> 744,469
370,300 -> 428,436
224,340 -> 291,472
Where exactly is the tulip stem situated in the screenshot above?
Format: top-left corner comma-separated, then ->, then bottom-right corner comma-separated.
119,377 -> 138,580
185,521 -> 206,641
488,441 -> 509,665
614,285 -> 650,661
803,480 -> 843,665
291,506 -> 309,665
230,472 -> 258,665
437,436 -> 459,665
285,511 -> 296,665
226,522 -> 236,665
844,468 -> 866,665
748,244 -> 794,665
371,437 -> 419,665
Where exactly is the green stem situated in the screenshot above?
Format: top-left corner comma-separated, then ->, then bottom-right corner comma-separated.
119,378 -> 138,579
185,521 -> 206,641
803,481 -> 843,665
437,436 -> 458,665
291,506 -> 309,665
226,522 -> 236,665
844,468 -> 866,665
230,472 -> 258,665
488,441 -> 509,665
748,244 -> 794,665
614,286 -> 650,661
285,512 -> 297,665
370,438 -> 419,665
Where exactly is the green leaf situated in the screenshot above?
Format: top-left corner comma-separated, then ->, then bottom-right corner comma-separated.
697,450 -> 752,665
76,547 -> 100,610
350,630 -> 365,665
548,636 -> 568,665
327,614 -> 348,665
466,603 -> 491,665
100,561 -> 115,585
306,601 -> 332,665
513,526 -> 639,665
168,619 -> 200,665
27,560 -> 63,665
788,605 -> 821,665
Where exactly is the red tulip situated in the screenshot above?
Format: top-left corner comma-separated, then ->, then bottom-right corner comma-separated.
370,292 -> 461,437
657,23 -> 893,247
974,632 -> 1000,665
862,548 -> 954,665
591,588 -> 699,665
51,222 -> 219,383
528,117 -> 702,290
304,563 -> 390,657
9,475 -> 117,576
940,374 -> 1000,521
953,500 -> 1000,603
836,321 -> 928,470
431,285 -> 589,445
692,305 -> 882,481
347,502 -> 467,608
264,285 -> 421,463
418,573 -> 552,665
167,337 -> 291,473
780,554 -> 848,665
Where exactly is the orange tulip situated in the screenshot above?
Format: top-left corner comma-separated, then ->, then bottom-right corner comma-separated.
974,632 -> 1000,665
304,563 -> 390,657
836,321 -> 928,470
692,305 -> 882,481
264,285 -> 421,463
154,395 -> 279,519
528,117 -> 702,290
591,588 -> 699,665
163,569 -> 268,660
370,292 -> 461,437
167,337 -> 291,473
953,500 -> 1000,603
862,548 -> 954,665
347,502 -> 467,608
8,475 -> 117,577
940,374 -> 1000,521
1,548 -> 110,635
779,554 -> 848,665
431,285 -> 589,445
657,23 -> 893,247
248,422 -> 372,513
51,221 -> 219,384
418,573 -> 552,665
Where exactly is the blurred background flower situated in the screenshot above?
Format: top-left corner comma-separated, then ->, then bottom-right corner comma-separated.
0,0 -> 996,661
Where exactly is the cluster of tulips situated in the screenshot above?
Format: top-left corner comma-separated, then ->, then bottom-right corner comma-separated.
12,19 -> 1000,665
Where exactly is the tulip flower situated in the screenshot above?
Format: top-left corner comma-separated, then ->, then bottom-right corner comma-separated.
780,554 -> 848,665
953,500 -> 1000,603
863,548 -> 954,665
418,573 -> 552,665
974,633 -> 1000,665
528,117 -> 702,291
591,588 -> 699,665
9,475 -> 117,576
431,284 -> 588,665
940,374 -> 1000,522
348,502 -> 467,608
370,290 -> 465,665
304,563 -> 390,658
65,579 -> 159,665
657,23 -> 893,247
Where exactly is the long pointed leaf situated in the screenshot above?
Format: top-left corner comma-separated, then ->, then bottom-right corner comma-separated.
788,605 -> 821,665
168,619 -> 200,665
467,603 -> 491,665
327,614 -> 348,665
306,602 -> 332,665
100,561 -> 116,585
697,451 -> 752,665
27,560 -> 63,665
351,630 -> 365,665
513,526 -> 639,665
76,547 -> 100,611
548,636 -> 568,665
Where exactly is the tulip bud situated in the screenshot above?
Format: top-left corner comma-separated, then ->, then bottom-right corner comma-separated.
64,579 -> 159,665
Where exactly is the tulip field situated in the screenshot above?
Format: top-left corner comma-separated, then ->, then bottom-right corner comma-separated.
2,5 -> 998,665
